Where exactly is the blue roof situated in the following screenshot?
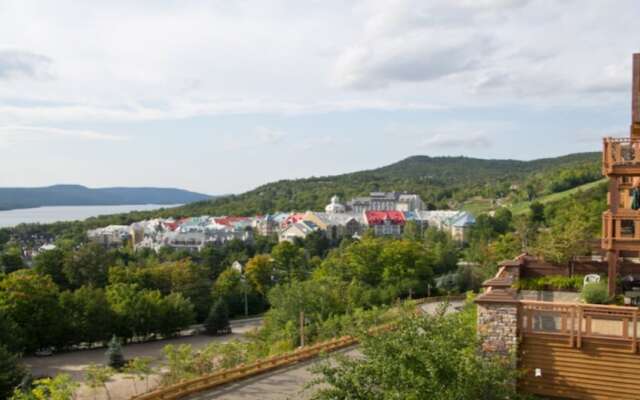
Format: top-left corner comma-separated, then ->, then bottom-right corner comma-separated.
403,211 -> 418,220
449,212 -> 475,227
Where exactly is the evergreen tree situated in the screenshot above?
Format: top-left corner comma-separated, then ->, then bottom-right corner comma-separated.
0,345 -> 25,399
105,336 -> 125,369
204,298 -> 230,335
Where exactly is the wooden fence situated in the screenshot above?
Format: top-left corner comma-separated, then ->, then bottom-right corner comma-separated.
519,300 -> 640,400
131,295 -> 466,400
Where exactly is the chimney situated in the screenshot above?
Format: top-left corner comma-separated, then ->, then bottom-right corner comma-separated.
632,53 -> 640,138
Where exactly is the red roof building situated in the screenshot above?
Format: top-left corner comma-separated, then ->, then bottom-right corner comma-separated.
364,211 -> 405,237
364,210 -> 406,226
281,213 -> 305,228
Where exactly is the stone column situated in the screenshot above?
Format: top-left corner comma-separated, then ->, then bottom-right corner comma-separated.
476,297 -> 519,358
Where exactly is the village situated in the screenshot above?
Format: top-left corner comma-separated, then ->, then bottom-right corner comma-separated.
86,192 -> 476,252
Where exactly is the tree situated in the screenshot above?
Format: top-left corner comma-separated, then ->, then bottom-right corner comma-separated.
244,254 -> 275,295
105,336 -> 125,369
58,286 -> 114,347
33,248 -> 69,289
212,268 -> 243,301
265,278 -> 347,346
0,345 -> 25,399
85,364 -> 114,400
0,308 -> 22,352
63,243 -> 113,288
380,240 -> 433,298
310,305 -> 521,400
534,212 -> 592,265
106,283 -> 194,341
271,241 -> 308,282
303,231 -> 331,258
157,293 -> 195,338
529,201 -> 545,224
0,247 -> 24,274
0,270 -> 64,352
161,344 -> 196,385
402,220 -> 422,241
13,374 -> 78,400
204,298 -> 230,335
123,357 -> 154,394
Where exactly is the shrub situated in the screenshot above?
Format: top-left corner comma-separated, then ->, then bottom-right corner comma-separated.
310,302 -> 522,399
204,298 -> 230,336
515,275 -> 584,291
105,336 -> 125,369
582,282 -> 609,304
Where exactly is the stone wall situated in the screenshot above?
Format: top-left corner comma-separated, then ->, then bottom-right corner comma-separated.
477,301 -> 518,357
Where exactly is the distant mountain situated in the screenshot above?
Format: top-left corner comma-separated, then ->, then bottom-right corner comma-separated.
0,185 -> 213,211
164,152 -> 602,217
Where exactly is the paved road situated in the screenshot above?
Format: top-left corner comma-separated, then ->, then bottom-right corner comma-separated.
24,317 -> 262,381
189,300 -> 465,400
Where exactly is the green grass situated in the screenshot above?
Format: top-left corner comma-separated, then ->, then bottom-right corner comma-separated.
462,178 -> 607,216
508,179 -> 606,215
461,198 -> 495,215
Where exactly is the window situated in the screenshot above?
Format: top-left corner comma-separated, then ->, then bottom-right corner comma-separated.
621,220 -> 635,238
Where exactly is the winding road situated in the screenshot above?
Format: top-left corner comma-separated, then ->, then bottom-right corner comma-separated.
186,299 -> 465,400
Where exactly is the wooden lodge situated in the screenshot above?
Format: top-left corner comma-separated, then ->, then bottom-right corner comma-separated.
476,53 -> 640,400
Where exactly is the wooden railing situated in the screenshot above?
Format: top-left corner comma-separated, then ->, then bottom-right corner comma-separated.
601,210 -> 640,250
603,137 -> 640,175
131,335 -> 357,400
130,295 -> 466,400
520,300 -> 639,353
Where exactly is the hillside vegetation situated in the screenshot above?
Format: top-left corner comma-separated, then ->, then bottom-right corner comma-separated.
158,152 -> 601,217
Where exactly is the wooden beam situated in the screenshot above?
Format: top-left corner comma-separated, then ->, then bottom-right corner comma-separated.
609,177 -> 619,213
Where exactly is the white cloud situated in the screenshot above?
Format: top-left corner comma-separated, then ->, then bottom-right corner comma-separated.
0,0 -> 638,125
0,50 -> 53,80
420,132 -> 493,149
221,126 -> 288,151
255,127 -> 286,145
0,126 -> 127,143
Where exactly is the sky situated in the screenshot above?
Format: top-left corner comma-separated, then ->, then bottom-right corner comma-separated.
0,0 -> 639,195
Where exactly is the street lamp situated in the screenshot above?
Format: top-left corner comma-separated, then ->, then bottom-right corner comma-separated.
232,260 -> 249,317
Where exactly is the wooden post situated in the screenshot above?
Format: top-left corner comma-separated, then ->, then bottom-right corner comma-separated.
609,177 -> 620,213
633,311 -> 638,353
569,306 -> 575,347
632,53 -> 640,138
608,250 -> 618,296
300,311 -> 305,347
577,306 -> 583,349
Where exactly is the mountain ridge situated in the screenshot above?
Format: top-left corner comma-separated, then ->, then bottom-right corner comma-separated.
0,185 -> 213,211
169,151 -> 601,217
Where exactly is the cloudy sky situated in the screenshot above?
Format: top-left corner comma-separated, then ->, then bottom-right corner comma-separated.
0,0 -> 639,195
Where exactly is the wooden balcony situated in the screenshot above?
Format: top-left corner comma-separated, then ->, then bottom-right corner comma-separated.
603,137 -> 640,176
602,210 -> 640,251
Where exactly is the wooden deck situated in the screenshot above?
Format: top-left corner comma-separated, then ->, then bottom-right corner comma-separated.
519,301 -> 640,399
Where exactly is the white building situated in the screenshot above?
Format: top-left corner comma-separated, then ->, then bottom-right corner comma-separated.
279,220 -> 319,242
87,225 -> 130,247
416,210 -> 476,242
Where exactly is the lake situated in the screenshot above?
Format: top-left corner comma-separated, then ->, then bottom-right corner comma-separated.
0,204 -> 180,228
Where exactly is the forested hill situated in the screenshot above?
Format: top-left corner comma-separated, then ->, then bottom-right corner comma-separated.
170,152 -> 601,217
0,185 -> 212,211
